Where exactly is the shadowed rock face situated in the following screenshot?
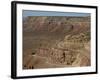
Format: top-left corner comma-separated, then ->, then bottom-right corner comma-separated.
23,16 -> 91,69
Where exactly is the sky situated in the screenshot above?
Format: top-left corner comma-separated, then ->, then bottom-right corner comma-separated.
23,10 -> 90,18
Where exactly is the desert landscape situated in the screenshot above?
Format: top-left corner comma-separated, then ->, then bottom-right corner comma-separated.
23,16 -> 91,69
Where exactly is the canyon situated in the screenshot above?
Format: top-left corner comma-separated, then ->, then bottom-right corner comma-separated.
23,16 -> 91,69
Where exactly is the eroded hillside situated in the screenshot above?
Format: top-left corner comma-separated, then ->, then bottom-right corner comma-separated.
23,16 -> 91,69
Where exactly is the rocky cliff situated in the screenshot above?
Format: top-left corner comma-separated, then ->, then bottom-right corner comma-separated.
23,16 -> 91,69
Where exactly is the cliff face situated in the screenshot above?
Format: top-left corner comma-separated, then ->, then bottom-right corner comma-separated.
23,16 -> 91,69
23,16 -> 90,36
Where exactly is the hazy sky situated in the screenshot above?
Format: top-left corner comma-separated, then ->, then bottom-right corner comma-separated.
23,10 -> 90,18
